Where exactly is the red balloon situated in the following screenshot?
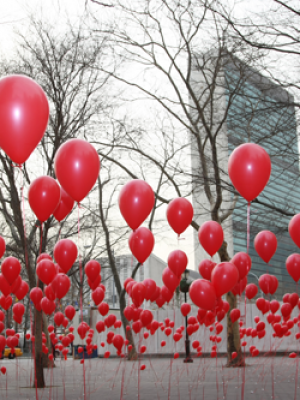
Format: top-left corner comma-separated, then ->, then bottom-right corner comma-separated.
256,298 -> 265,312
140,310 -> 153,327
118,180 -> 155,230
150,286 -> 160,303
0,237 -> 5,259
44,285 -> 55,301
230,309 -> 240,323
0,295 -> 12,310
231,276 -> 247,296
11,276 -> 21,295
1,257 -> 21,286
167,250 -> 188,278
36,260 -> 56,285
156,294 -> 166,308
161,285 -> 173,303
53,239 -> 78,274
96,321 -> 105,333
129,227 -> 155,264
88,275 -> 101,291
162,267 -> 180,293
231,252 -> 251,281
41,297 -> 56,315
228,143 -> 271,202
55,139 -> 100,203
254,231 -> 277,263
281,303 -> 292,318
28,176 -> 60,222
92,287 -> 105,306
12,303 -> 25,318
0,274 -> 11,297
15,280 -> 28,301
53,187 -> 74,222
270,299 -> 280,314
198,221 -> 224,257
85,260 -> 101,283
166,198 -> 193,235
131,283 -> 146,307
245,283 -> 258,300
289,214 -> 300,248
189,279 -> 216,310
258,274 -> 273,295
180,303 -> 191,317
0,75 -> 49,164
269,275 -> 278,295
65,305 -> 76,321
54,312 -> 64,326
143,279 -> 156,301
51,273 -> 71,299
198,259 -> 216,281
37,253 -> 52,264
211,262 -> 239,297
112,334 -> 124,352
98,302 -> 109,316
286,254 -> 300,282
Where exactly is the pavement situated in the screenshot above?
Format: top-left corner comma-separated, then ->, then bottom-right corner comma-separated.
0,356 -> 298,399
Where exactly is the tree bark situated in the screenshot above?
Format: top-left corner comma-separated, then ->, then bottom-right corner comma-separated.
218,241 -> 244,367
34,308 -> 45,388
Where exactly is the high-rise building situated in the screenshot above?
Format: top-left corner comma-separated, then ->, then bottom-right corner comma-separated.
191,52 -> 300,298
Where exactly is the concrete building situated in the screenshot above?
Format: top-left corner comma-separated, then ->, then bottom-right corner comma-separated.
190,52 -> 300,298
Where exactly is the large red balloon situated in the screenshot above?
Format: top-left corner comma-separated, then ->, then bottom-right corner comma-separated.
198,259 -> 216,281
254,231 -> 277,263
36,259 -> 56,285
245,283 -> 258,300
28,176 -> 60,222
0,274 -> 11,297
1,257 -> 21,285
189,279 -> 216,310
129,227 -> 154,264
198,221 -> 224,257
211,262 -> 239,297
143,279 -> 156,301
118,180 -> 155,230
286,254 -> 300,282
162,267 -> 180,293
53,239 -> 78,273
15,281 -> 29,300
54,139 -> 100,203
51,273 -> 71,299
131,282 -> 146,307
228,143 -> 271,202
41,297 -> 56,315
0,75 -> 49,164
231,252 -> 251,281
167,250 -> 188,278
166,198 -> 193,235
289,214 -> 300,248
53,187 -> 74,222
85,260 -> 101,283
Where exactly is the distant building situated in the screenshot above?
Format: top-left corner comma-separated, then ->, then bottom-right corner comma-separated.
191,53 -> 300,298
100,253 -> 166,308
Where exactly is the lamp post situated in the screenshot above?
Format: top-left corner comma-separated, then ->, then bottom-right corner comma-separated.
180,269 -> 193,363
248,271 -> 263,296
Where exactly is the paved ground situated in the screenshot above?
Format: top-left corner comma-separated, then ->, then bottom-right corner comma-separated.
0,356 -> 298,399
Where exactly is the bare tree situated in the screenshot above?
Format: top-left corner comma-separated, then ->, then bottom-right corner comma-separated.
88,0 -> 300,366
0,18 -> 111,387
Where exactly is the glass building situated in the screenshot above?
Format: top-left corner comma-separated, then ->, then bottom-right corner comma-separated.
191,53 -> 300,299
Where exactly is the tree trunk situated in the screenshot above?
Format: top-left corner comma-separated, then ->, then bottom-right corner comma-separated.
218,241 -> 244,367
34,308 -> 45,388
119,289 -> 138,360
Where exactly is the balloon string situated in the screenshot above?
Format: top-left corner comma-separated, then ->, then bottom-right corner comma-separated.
77,203 -> 86,400
39,223 -> 43,255
247,202 -> 251,255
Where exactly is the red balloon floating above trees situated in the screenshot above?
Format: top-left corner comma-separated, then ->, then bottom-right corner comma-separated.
129,227 -> 154,264
289,214 -> 300,248
198,221 -> 224,257
0,75 -> 49,165
254,231 -> 277,263
54,139 -> 100,203
53,187 -> 74,222
118,180 -> 155,230
286,254 -> 300,282
228,143 -> 271,202
53,239 -> 78,274
166,198 -> 193,235
28,176 -> 61,222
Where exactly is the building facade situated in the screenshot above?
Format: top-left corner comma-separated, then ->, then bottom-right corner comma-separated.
191,52 -> 300,299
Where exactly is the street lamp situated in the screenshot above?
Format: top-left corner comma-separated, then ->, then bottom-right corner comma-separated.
180,269 -> 193,363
